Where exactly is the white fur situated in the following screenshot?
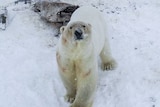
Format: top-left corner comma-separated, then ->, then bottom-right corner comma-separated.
56,6 -> 116,107
69,6 -> 106,55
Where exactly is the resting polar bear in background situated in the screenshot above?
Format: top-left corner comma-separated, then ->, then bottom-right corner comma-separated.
56,6 -> 116,107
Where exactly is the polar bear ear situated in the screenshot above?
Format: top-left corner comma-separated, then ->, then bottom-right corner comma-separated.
60,26 -> 66,34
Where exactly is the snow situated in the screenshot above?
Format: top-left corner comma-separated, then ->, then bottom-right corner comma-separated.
0,0 -> 160,107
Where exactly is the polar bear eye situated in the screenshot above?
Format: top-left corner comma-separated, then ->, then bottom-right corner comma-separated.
70,27 -> 72,29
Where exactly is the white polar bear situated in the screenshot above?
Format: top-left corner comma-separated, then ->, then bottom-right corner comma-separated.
56,6 -> 117,107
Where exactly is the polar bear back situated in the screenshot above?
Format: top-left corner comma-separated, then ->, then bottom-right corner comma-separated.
69,6 -> 107,55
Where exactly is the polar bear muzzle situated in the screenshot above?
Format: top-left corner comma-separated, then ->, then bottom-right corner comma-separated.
69,21 -> 91,41
74,28 -> 83,40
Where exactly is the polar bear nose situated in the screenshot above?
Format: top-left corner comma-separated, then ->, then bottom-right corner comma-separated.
74,29 -> 83,40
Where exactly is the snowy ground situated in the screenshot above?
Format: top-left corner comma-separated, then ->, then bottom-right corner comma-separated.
0,0 -> 160,107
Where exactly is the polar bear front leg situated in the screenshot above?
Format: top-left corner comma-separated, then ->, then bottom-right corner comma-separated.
70,68 -> 97,107
56,52 -> 76,103
60,73 -> 76,103
100,39 -> 117,71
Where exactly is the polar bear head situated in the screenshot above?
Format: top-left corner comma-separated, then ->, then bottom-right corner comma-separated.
60,21 -> 91,45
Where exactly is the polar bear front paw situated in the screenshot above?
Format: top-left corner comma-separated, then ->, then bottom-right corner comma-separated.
101,59 -> 117,71
65,94 -> 75,103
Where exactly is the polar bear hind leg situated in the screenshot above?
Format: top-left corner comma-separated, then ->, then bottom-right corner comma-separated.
100,38 -> 117,71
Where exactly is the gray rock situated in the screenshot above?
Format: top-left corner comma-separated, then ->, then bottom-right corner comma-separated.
33,1 -> 79,24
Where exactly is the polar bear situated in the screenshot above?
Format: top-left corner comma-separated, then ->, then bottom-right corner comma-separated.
56,6 -> 116,107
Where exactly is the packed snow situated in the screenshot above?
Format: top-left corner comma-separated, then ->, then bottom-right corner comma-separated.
0,0 -> 160,107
